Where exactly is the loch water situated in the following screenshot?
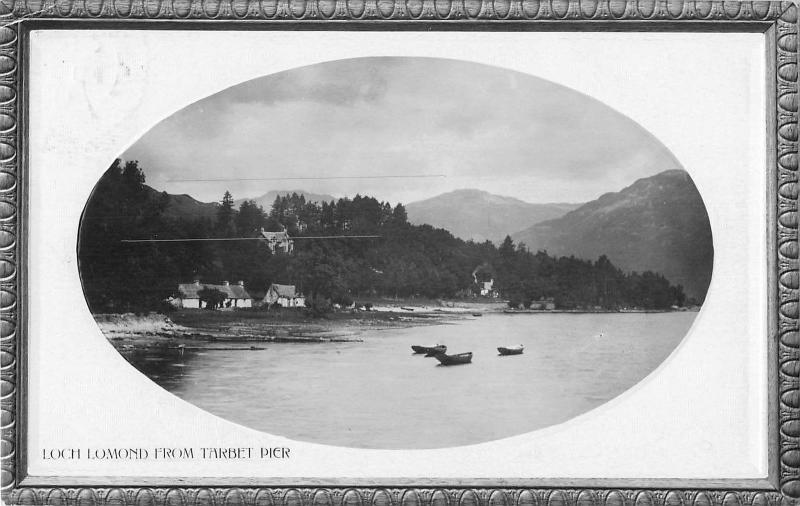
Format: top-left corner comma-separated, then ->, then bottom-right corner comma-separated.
123,311 -> 696,449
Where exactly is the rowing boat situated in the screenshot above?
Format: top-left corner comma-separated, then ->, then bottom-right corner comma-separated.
497,345 -> 524,355
431,351 -> 473,365
411,344 -> 446,355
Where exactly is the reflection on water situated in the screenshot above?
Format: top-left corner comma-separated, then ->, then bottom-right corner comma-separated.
121,312 -> 695,449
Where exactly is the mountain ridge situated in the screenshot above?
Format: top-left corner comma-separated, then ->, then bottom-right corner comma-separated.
406,189 -> 581,244
511,169 -> 713,301
234,190 -> 337,210
145,188 -> 338,220
143,185 -> 218,221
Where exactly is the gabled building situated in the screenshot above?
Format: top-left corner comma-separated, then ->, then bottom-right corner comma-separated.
472,263 -> 498,297
174,280 -> 253,309
264,283 -> 305,308
260,227 -> 294,254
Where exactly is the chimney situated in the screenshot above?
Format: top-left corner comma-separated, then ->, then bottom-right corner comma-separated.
193,279 -> 200,286
238,280 -> 244,287
222,280 -> 229,286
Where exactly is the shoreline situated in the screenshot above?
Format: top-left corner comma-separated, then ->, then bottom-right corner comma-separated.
96,300 -> 697,352
96,307 -> 465,352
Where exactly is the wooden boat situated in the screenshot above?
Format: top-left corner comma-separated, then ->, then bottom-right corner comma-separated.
412,344 -> 446,355
497,345 -> 524,356
472,313 -> 483,317
431,351 -> 473,365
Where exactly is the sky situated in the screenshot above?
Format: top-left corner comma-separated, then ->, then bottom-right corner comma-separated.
122,57 -> 684,206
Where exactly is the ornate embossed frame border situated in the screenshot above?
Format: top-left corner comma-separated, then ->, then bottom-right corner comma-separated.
2,1 -> 799,505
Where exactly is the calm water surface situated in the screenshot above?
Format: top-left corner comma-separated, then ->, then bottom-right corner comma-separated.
124,312 -> 695,449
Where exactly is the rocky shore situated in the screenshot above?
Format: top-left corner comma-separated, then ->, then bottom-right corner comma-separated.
95,300 -> 504,351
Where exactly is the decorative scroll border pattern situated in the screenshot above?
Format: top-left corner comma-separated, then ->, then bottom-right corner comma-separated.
1,488 -> 795,506
0,9 -> 18,504
1,0 -> 798,504
778,1 -> 800,502
0,0 -> 795,21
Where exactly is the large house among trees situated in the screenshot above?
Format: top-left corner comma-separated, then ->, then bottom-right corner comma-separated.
173,280 -> 253,309
260,227 -> 294,254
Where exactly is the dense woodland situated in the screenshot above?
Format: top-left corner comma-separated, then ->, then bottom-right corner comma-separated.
78,160 -> 688,313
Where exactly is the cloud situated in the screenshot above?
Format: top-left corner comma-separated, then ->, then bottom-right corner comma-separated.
209,58 -> 392,107
122,57 -> 684,204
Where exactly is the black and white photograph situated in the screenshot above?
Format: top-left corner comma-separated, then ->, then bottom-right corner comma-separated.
14,23 -> 784,496
77,57 -> 713,449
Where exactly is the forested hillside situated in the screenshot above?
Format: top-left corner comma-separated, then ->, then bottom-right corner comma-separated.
513,169 -> 713,301
78,160 -> 688,313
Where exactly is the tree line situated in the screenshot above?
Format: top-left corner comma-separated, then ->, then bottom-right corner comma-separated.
78,160 -> 688,313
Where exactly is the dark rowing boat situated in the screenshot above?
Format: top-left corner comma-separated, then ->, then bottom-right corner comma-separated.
411,344 -> 447,355
497,345 -> 524,356
431,351 -> 473,365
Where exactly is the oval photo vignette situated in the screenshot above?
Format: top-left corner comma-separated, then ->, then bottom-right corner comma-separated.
76,57 -> 714,449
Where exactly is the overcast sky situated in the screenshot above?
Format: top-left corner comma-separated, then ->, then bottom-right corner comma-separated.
122,57 -> 683,206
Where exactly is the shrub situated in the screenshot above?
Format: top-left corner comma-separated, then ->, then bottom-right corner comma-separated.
333,293 -> 354,308
197,287 -> 227,310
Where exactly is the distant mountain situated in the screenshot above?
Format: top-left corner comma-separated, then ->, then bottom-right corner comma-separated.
234,190 -> 337,211
144,185 -> 218,221
511,169 -> 713,301
141,188 -> 338,223
405,189 -> 581,244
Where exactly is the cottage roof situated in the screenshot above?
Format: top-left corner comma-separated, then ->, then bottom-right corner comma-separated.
178,283 -> 252,300
227,284 -> 251,299
268,283 -> 299,298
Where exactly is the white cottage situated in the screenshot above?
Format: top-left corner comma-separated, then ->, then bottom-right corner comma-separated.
480,279 -> 495,297
263,284 -> 305,308
260,227 -> 294,254
174,280 -> 253,309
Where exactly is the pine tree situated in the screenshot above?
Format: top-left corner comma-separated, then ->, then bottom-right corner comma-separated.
216,190 -> 236,237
